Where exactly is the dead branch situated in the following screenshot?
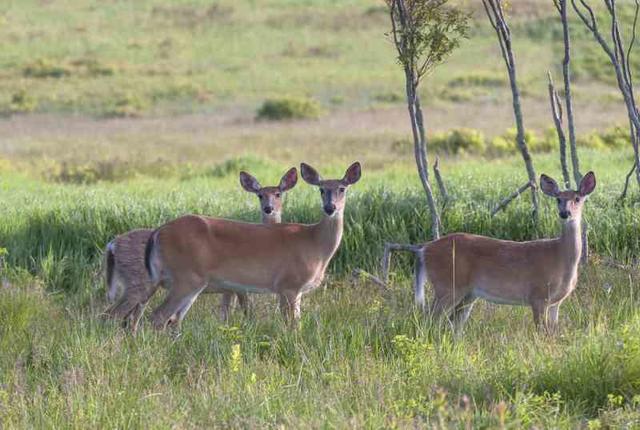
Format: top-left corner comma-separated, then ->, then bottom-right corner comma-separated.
382,242 -> 423,284
433,157 -> 450,210
548,71 -> 571,189
620,159 -> 638,201
573,0 -> 640,190
483,0 -> 540,224
351,269 -> 388,292
491,181 -> 534,217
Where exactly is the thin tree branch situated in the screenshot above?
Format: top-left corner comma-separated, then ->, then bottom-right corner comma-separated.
548,71 -> 571,188
619,159 -> 637,201
491,181 -> 534,216
433,156 -> 450,210
351,269 -> 388,292
484,0 -> 539,224
382,242 -> 423,284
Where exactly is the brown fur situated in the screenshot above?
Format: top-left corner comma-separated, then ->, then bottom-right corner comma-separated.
104,168 -> 298,333
146,162 -> 361,329
416,172 -> 596,333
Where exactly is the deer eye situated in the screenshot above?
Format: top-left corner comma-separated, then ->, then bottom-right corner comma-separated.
275,192 -> 281,198
339,187 -> 346,193
575,197 -> 580,203
258,194 -> 264,200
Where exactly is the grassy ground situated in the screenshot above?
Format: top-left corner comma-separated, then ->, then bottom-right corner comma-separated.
2,0 -> 640,427
0,0 -> 635,117
1,151 -> 640,427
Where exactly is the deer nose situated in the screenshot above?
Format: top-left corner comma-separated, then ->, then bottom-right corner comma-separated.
559,210 -> 570,219
323,204 -> 336,215
263,206 -> 273,214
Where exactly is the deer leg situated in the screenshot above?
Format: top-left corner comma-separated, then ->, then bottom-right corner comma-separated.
451,295 -> 477,335
279,291 -> 301,326
127,303 -> 146,335
105,295 -> 139,321
236,292 -> 250,317
531,300 -> 550,332
220,292 -> 234,322
151,275 -> 205,330
547,303 -> 561,334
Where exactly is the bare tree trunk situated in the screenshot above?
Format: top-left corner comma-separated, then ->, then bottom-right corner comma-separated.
483,0 -> 539,224
405,69 -> 441,239
548,72 -> 571,189
433,157 -> 449,210
573,0 -> 640,189
558,0 -> 582,187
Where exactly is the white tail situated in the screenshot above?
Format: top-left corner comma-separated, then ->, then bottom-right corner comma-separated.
415,172 -> 596,333
145,161 -> 361,329
104,167 -> 298,332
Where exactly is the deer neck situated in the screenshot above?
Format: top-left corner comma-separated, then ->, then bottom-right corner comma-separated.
312,211 -> 344,261
559,216 -> 582,269
262,213 -> 281,224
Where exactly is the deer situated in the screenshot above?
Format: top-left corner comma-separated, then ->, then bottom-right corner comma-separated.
144,161 -> 362,330
412,171 -> 596,333
103,167 -> 298,334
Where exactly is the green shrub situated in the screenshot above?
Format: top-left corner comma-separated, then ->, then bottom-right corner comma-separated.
43,160 -> 136,184
256,97 -> 322,121
206,155 -> 277,178
104,94 -> 148,118
598,125 -> 630,149
438,87 -> 478,102
488,128 -> 540,156
23,58 -> 71,78
391,139 -> 413,154
447,72 -> 505,88
578,132 -> 610,151
69,58 -> 116,77
431,128 -> 486,155
373,91 -> 403,103
8,89 -> 37,114
529,128 -> 557,153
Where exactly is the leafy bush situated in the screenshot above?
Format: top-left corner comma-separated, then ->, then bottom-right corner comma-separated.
373,91 -> 403,103
578,126 -> 630,151
7,89 -> 37,114
23,58 -> 71,78
104,94 -> 148,118
256,97 -> 322,121
447,72 -> 505,88
431,128 -> 486,155
206,155 -> 277,178
488,128 -> 541,156
43,160 -> 136,184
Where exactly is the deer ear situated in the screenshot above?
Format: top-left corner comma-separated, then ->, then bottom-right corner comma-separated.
579,171 -> 596,196
540,174 -> 560,197
239,171 -> 261,193
279,167 -> 298,192
342,161 -> 361,185
300,163 -> 321,185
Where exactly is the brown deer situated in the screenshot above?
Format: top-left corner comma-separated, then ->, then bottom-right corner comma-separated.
144,161 -> 361,329
413,172 -> 596,333
103,167 -> 298,333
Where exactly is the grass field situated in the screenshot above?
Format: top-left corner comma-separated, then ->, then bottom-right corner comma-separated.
1,0 -> 640,428
1,150 -> 640,428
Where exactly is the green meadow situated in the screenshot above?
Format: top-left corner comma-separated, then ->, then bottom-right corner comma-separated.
1,0 -> 640,428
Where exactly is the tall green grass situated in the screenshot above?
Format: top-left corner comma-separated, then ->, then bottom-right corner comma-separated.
0,262 -> 638,427
0,150 -> 638,293
1,150 -> 639,427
